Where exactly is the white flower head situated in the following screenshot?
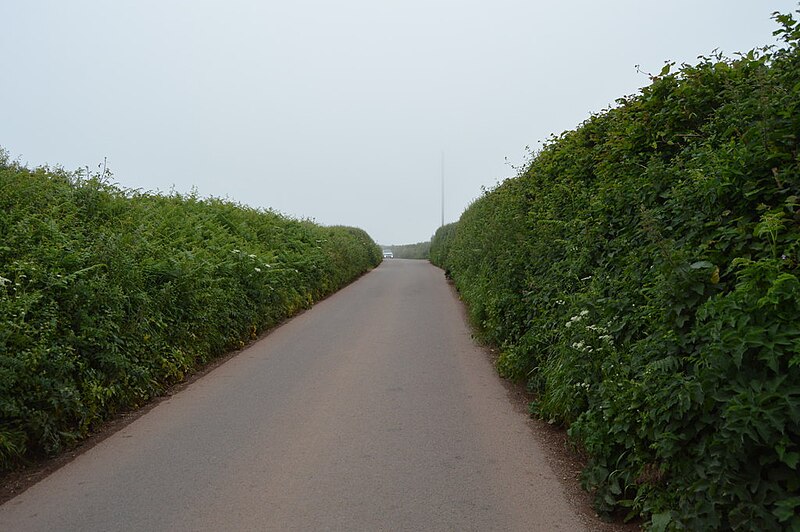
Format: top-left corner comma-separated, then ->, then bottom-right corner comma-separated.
254,267 -> 261,272
232,249 -> 241,253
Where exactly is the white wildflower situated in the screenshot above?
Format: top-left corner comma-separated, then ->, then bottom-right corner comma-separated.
232,249 -> 241,254
254,267 -> 262,273
567,313 -> 583,327
0,276 -> 10,287
248,254 -> 256,259
580,310 -> 589,317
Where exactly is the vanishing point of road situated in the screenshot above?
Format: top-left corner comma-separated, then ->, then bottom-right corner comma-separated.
1,259 -> 592,531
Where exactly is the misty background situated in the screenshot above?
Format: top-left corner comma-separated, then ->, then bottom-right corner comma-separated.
1,1 -> 795,245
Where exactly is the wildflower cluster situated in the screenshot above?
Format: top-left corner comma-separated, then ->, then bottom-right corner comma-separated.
565,309 -> 589,328
232,248 -> 275,274
565,311 -> 614,351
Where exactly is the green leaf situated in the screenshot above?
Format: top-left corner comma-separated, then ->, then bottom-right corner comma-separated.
651,511 -> 672,532
690,261 -> 713,270
773,497 -> 800,523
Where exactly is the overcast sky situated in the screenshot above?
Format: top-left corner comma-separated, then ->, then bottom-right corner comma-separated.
1,1 -> 796,245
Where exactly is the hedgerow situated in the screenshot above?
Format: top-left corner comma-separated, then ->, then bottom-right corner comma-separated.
431,11 -> 800,531
429,223 -> 457,270
384,241 -> 431,260
0,158 -> 381,469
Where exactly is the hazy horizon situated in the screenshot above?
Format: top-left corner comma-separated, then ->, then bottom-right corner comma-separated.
2,1 -> 795,244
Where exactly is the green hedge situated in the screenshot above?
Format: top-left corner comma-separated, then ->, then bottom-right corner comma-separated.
384,241 -> 431,260
0,158 -> 381,468
429,223 -> 457,270
431,12 -> 800,531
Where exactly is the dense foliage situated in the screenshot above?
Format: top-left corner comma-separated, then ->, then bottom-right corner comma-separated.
429,223 -> 456,270
431,13 -> 800,531
383,240 -> 431,260
0,158 -> 381,469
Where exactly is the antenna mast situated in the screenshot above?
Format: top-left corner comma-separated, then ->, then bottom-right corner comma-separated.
440,151 -> 444,228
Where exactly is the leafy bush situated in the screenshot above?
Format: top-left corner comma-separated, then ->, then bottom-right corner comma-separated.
431,12 -> 800,530
0,155 -> 381,468
429,223 -> 457,271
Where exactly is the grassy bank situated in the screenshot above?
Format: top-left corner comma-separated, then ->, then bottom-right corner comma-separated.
0,156 -> 381,469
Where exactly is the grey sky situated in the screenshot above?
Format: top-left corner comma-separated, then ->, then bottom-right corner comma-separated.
1,1 -> 795,244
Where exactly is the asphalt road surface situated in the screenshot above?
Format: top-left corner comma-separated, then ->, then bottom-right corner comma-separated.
1,259 -> 588,531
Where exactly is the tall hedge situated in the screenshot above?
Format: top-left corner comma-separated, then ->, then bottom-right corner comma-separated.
429,223 -> 457,270
431,12 -> 800,531
0,158 -> 381,469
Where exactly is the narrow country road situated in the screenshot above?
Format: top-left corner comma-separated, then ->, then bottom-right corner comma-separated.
1,260 -> 589,531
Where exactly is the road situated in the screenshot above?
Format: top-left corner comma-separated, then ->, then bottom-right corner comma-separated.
1,259 -> 588,531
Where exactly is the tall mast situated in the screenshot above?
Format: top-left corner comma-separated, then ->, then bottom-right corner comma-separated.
441,151 -> 444,228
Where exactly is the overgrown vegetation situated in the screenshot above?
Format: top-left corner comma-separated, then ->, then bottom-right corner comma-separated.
431,12 -> 800,531
382,241 -> 431,259
0,157 -> 381,469
429,223 -> 456,272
